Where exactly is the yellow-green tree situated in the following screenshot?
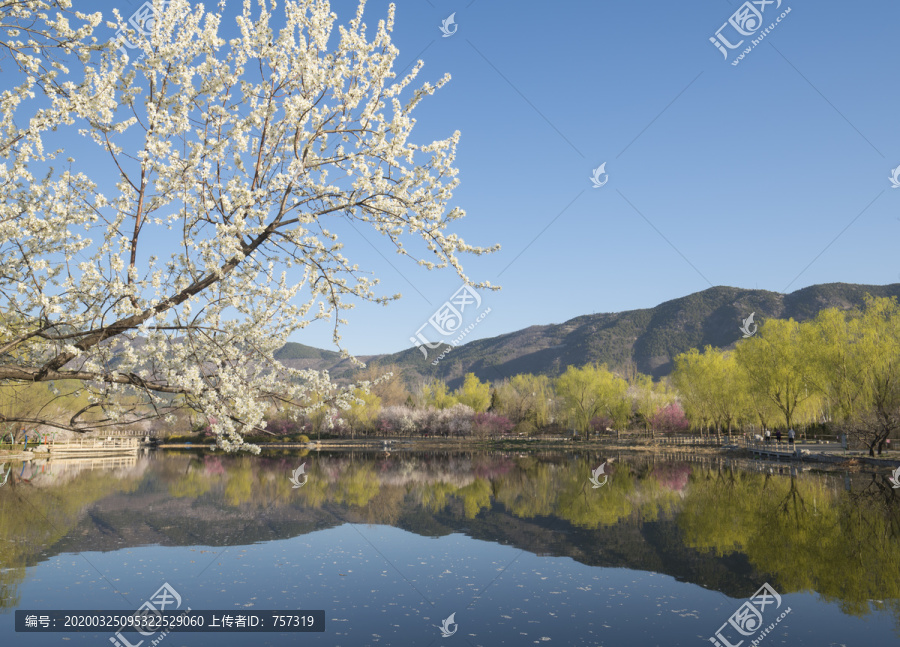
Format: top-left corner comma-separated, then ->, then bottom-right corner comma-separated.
224,458 -> 255,506
672,347 -> 747,439
492,373 -> 553,434
457,478 -> 492,518
806,307 -> 867,423
555,364 -> 629,435
734,318 -> 818,432
809,296 -> 900,455
454,373 -> 491,413
0,379 -> 106,439
422,379 -> 457,410
344,388 -> 382,437
0,382 -> 54,437
746,384 -> 782,431
709,351 -> 748,438
630,373 -> 673,435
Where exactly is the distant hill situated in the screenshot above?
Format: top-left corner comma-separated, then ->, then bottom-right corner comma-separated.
274,342 -> 342,362
273,342 -> 379,375
280,283 -> 900,388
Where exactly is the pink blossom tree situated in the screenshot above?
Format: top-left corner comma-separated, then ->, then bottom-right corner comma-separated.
650,402 -> 690,435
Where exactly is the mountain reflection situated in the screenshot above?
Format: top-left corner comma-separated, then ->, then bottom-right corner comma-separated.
1,450 -> 897,627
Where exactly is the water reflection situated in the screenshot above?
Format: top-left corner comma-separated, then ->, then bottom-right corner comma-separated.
0,450 -> 898,639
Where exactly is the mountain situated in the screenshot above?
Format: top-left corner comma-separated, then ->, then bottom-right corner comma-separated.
273,342 -> 379,374
281,282 -> 900,387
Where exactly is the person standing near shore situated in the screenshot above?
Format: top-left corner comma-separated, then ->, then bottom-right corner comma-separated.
775,430 -> 782,444
765,429 -> 771,444
788,428 -> 795,446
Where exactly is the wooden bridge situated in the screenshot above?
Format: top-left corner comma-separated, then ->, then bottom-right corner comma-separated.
40,436 -> 142,457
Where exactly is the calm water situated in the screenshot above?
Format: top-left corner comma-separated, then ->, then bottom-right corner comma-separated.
0,449 -> 898,646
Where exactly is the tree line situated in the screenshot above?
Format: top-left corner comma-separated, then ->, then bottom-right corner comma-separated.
672,295 -> 900,455
5,296 -> 899,456
248,295 -> 900,455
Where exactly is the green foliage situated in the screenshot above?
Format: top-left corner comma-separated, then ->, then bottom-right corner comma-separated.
555,364 -> 629,433
4,449 -> 899,630
454,373 -> 491,413
671,346 -> 748,436
345,388 -> 382,435
491,461 -> 556,518
0,464 -> 141,610
805,296 -> 900,453
418,480 -> 459,513
735,318 -> 818,431
492,373 -> 553,434
630,373 -> 653,430
555,460 -> 637,527
0,379 -> 104,434
422,379 -> 457,410
333,463 -> 380,507
224,459 -> 255,506
164,433 -> 204,443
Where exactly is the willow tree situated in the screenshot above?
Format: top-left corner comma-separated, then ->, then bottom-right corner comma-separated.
555,364 -> 629,436
811,297 -> 900,456
629,373 -> 657,435
734,318 -> 817,433
0,0 -> 496,451
670,348 -> 714,435
806,307 -> 868,423
671,346 -> 746,440
492,373 -> 553,434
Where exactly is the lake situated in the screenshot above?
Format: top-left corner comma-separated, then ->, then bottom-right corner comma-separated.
0,449 -> 897,646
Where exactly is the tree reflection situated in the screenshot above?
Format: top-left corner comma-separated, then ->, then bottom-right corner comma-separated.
0,451 -> 898,631
0,461 -> 142,611
679,463 -> 900,629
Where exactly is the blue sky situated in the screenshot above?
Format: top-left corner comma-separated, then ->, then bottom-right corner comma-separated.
45,1 -> 900,354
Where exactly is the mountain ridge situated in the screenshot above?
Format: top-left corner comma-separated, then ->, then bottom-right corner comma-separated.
276,282 -> 900,387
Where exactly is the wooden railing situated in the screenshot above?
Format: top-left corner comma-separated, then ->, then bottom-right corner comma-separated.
656,435 -> 726,446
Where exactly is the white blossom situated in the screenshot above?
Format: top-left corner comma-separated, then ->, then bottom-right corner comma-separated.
0,0 -> 497,450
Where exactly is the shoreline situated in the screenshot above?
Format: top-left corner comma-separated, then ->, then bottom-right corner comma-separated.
152,439 -> 900,469
5,436 -> 894,469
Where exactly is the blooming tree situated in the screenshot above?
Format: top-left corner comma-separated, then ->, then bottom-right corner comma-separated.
0,0 -> 496,451
471,411 -> 512,438
445,403 -> 474,437
377,405 -> 415,436
649,402 -> 690,434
